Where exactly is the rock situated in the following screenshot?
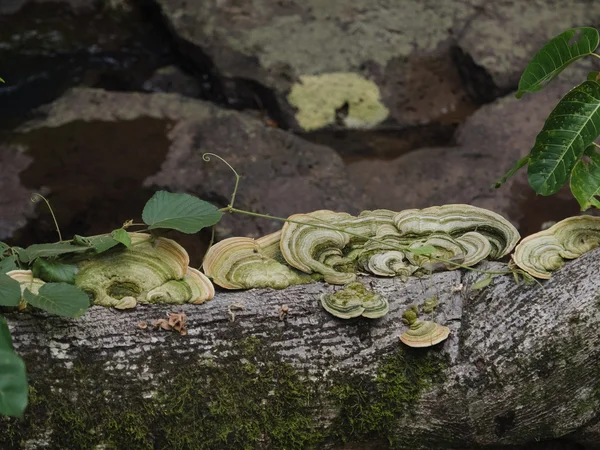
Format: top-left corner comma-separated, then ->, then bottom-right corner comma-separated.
0,145 -> 36,240
142,65 -> 203,98
346,80 -> 589,236
457,1 -> 599,90
0,0 -> 97,15
153,0 -> 600,131
3,88 -> 365,255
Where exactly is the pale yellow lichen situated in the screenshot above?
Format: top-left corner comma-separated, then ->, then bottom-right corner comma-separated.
287,72 -> 389,131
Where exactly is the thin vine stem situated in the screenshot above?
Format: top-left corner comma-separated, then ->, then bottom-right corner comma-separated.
203,152 -> 240,209
31,193 -> 62,242
591,53 -> 600,60
593,142 -> 600,149
223,206 -> 516,277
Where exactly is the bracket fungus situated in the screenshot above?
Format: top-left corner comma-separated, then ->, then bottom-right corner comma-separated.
393,204 -> 520,259
513,216 -> 600,279
205,205 -> 518,290
399,307 -> 449,348
74,233 -> 214,307
280,211 -> 358,285
7,270 -> 45,309
202,231 -> 313,290
320,281 -> 389,319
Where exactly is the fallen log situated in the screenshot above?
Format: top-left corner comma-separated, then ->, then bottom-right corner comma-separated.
2,247 -> 600,450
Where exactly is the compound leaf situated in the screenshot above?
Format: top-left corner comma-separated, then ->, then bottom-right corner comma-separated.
494,155 -> 530,188
0,349 -> 28,418
516,27 -> 599,98
142,191 -> 223,234
32,258 -> 78,284
0,255 -> 18,275
18,242 -> 90,263
110,229 -> 132,248
23,283 -> 89,318
570,146 -> 600,209
0,273 -> 21,307
527,79 -> 600,195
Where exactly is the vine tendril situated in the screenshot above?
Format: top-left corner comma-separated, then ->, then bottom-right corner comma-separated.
31,193 -> 62,242
202,153 -> 240,211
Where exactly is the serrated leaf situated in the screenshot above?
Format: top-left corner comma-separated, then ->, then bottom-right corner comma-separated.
0,273 -> 21,307
0,255 -> 18,275
527,79 -> 600,196
142,191 -> 223,234
570,147 -> 600,209
18,242 -> 90,263
516,27 -> 599,98
0,349 -> 28,418
494,154 -> 531,188
110,229 -> 132,248
23,283 -> 89,318
32,258 -> 78,284
471,275 -> 492,290
0,317 -> 13,351
408,244 -> 437,256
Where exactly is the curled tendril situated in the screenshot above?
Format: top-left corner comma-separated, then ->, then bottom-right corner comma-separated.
202,153 -> 240,210
31,193 -> 62,242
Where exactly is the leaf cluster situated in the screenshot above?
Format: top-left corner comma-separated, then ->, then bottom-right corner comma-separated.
496,27 -> 600,210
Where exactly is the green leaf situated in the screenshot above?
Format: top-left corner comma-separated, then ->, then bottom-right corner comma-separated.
527,79 -> 600,196
0,349 -> 28,418
72,235 -> 92,247
110,229 -> 132,248
88,235 -> 120,254
0,78 -> 4,83
0,317 -> 13,351
494,155 -> 531,188
588,72 -> 600,81
408,244 -> 437,256
0,255 -> 18,275
471,275 -> 492,290
516,27 -> 599,98
0,273 -> 21,307
23,283 -> 89,318
32,258 -> 78,284
570,147 -> 600,209
0,242 -> 9,254
142,191 -> 223,234
18,242 -> 90,263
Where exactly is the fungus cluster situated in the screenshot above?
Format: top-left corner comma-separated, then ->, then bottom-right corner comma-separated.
7,233 -> 215,309
204,204 -> 520,289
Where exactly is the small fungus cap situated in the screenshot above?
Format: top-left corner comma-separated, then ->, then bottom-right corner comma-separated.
399,320 -> 450,348
320,281 -> 389,319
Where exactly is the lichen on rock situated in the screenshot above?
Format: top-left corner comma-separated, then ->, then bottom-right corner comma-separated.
287,72 -> 389,131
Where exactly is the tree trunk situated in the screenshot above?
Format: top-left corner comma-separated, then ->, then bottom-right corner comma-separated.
2,248 -> 600,450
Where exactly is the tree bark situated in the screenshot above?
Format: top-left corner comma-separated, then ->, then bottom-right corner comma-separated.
2,248 -> 600,450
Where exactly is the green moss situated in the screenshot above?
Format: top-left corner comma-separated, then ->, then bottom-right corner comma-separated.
0,336 -> 447,449
329,348 -> 447,446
